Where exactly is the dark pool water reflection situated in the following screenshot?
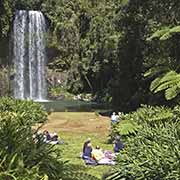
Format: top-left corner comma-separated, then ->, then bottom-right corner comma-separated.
38,100 -> 111,112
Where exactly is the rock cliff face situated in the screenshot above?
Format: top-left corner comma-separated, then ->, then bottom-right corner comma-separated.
0,37 -> 9,66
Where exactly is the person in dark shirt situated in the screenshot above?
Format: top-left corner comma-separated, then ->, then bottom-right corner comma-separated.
114,135 -> 125,153
43,130 -> 51,141
82,138 -> 97,165
82,138 -> 92,158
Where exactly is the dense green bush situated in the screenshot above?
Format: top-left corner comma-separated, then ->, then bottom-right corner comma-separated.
0,97 -> 66,180
49,86 -> 74,100
0,97 -> 100,180
110,105 -> 174,139
106,105 -> 180,180
131,105 -> 174,124
107,122 -> 180,180
0,97 -> 48,124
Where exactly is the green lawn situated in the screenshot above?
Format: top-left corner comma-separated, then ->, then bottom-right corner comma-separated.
59,131 -> 113,179
47,112 -> 113,179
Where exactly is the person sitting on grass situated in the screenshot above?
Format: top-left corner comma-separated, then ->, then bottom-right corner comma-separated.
43,130 -> 51,142
43,130 -> 64,145
82,138 -> 93,159
113,135 -> 125,153
92,146 -> 116,165
82,138 -> 97,165
91,145 -> 105,161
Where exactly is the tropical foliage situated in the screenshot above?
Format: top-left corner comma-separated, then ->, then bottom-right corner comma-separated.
0,97 -> 66,180
0,97 -> 104,180
106,122 -> 180,180
0,97 -> 48,124
1,1 -> 180,179
106,104 -> 180,180
2,0 -> 180,110
110,104 -> 173,140
149,71 -> 180,100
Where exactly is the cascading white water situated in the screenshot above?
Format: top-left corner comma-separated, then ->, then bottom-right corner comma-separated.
13,10 -> 47,100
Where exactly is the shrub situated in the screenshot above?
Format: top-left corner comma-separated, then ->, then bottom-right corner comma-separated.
109,113 -> 140,142
0,97 -> 66,180
0,97 -> 110,180
0,97 -> 48,124
106,105 -> 180,180
48,86 -> 74,100
107,122 -> 180,180
110,105 -> 174,140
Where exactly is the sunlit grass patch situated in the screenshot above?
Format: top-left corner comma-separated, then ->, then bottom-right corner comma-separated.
59,130 -> 113,179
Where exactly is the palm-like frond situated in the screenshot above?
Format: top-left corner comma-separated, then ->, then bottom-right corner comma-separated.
147,26 -> 180,41
169,25 -> 180,33
165,86 -> 178,100
150,77 -> 162,92
147,27 -> 170,41
160,71 -> 180,82
144,66 -> 169,78
154,78 -> 178,93
118,120 -> 140,135
150,71 -> 180,100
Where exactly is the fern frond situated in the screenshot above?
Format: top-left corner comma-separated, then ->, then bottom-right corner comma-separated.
117,120 -> 141,136
147,27 -> 170,41
133,105 -> 174,123
159,32 -> 172,40
150,71 -> 180,100
144,67 -> 160,77
169,25 -> 180,33
165,86 -> 178,100
150,77 -> 162,92
147,26 -> 180,42
148,111 -> 173,122
144,66 -> 169,78
160,71 -> 179,82
154,79 -> 179,93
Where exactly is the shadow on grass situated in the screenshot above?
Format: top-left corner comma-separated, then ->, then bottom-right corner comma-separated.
64,163 -> 101,180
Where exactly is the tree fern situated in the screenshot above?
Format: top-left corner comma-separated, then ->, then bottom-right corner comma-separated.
150,71 -> 180,100
147,26 -> 180,41
111,105 -> 174,139
117,120 -> 140,135
165,86 -> 179,100
150,77 -> 162,92
144,66 -> 169,78
147,27 -> 170,41
154,78 -> 178,93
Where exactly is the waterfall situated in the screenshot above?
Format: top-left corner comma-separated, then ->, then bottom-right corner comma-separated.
13,10 -> 47,100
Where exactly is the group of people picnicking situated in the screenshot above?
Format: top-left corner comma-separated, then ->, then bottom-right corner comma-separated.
33,111 -> 124,166
81,135 -> 124,166
80,111 -> 125,166
33,130 -> 65,145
